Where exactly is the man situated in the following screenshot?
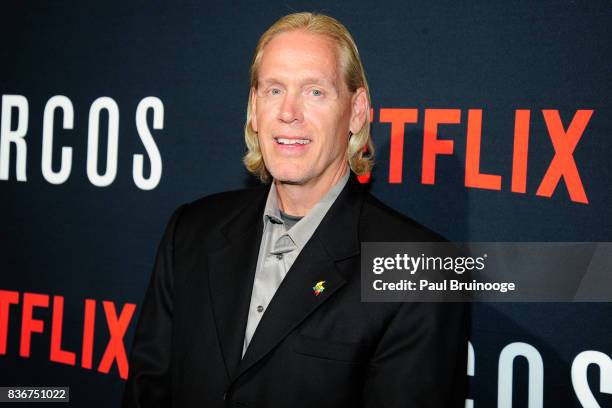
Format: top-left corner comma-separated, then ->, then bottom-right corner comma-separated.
123,12 -> 468,408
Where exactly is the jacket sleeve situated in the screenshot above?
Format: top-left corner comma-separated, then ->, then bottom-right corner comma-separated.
362,301 -> 469,408
122,205 -> 186,408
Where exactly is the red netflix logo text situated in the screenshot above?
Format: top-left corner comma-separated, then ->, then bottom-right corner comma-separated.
0,289 -> 136,379
358,109 -> 593,204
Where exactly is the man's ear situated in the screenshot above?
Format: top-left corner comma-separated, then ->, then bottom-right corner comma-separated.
250,87 -> 258,132
349,87 -> 368,135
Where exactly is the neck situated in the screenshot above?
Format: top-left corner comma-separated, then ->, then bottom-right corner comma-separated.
275,165 -> 348,217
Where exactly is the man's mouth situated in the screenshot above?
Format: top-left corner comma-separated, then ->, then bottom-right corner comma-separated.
274,137 -> 311,145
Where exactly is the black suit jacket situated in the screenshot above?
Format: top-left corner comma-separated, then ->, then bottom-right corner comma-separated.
123,176 -> 468,407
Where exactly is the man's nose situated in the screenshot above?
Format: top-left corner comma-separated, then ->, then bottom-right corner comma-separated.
278,92 -> 303,123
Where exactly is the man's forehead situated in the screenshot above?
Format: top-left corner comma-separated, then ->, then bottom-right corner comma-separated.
262,30 -> 338,57
258,75 -> 337,89
257,31 -> 343,86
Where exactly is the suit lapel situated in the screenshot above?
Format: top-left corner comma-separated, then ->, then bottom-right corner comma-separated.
235,238 -> 347,378
207,187 -> 267,379
233,176 -> 364,382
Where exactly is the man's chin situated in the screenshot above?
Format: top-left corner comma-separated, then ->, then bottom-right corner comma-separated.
273,176 -> 307,186
270,171 -> 310,186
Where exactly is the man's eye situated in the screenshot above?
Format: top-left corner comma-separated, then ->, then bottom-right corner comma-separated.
311,89 -> 323,96
270,88 -> 281,95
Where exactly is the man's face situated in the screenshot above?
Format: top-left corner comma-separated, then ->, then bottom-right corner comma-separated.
251,30 -> 365,186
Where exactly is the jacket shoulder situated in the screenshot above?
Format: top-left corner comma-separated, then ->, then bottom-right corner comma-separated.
169,186 -> 267,244
360,192 -> 445,242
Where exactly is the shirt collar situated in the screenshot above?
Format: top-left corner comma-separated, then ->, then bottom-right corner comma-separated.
263,169 -> 350,249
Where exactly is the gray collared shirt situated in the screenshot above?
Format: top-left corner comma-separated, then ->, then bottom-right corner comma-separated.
242,170 -> 350,357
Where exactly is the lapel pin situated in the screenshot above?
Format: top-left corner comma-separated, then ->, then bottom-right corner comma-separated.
312,280 -> 326,296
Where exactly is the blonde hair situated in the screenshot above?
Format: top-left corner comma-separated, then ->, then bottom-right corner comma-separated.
243,12 -> 374,182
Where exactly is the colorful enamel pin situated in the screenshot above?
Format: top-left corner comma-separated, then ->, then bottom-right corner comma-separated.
312,280 -> 326,296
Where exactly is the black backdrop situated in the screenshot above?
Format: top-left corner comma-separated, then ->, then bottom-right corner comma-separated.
1,1 -> 611,406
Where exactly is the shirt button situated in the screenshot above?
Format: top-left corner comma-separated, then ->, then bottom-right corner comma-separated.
276,254 -> 283,260
256,305 -> 264,313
